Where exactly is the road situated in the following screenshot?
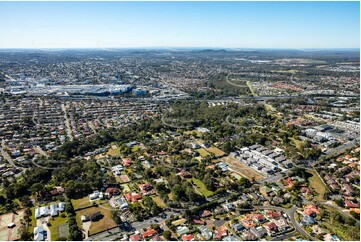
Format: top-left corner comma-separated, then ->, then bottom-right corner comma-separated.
0,140 -> 24,171
61,103 -> 74,141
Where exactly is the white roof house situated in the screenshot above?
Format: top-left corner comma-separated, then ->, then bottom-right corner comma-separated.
40,206 -> 50,217
50,204 -> 58,217
118,196 -> 128,210
35,208 -> 42,219
34,225 -> 46,241
58,202 -> 65,212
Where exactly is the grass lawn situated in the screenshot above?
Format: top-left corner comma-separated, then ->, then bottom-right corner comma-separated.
307,170 -> 329,201
28,207 -> 36,234
184,130 -> 201,137
192,178 -> 214,197
72,197 -> 92,210
195,148 -> 210,158
107,145 -> 120,157
289,137 -> 306,150
152,196 -> 165,208
76,205 -> 117,235
206,147 -> 225,157
120,184 -> 131,193
246,80 -> 258,97
48,214 -> 69,240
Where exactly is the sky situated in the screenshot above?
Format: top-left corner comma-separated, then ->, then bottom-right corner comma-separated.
0,1 -> 359,49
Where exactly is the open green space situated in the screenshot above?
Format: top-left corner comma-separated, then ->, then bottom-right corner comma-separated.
107,145 -> 121,157
48,214 -> 69,240
246,80 -> 258,97
306,170 -> 328,201
289,137 -> 306,150
151,196 -> 165,208
206,147 -> 225,157
75,204 -> 117,235
195,148 -> 210,158
72,197 -> 92,210
192,178 -> 214,197
120,184 -> 131,193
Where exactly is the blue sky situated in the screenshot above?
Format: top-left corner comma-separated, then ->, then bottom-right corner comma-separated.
0,1 -> 359,49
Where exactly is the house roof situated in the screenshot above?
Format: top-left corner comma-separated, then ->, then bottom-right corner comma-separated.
304,205 -> 320,216
143,228 -> 157,238
130,234 -> 140,241
265,222 -> 277,230
182,234 -> 194,241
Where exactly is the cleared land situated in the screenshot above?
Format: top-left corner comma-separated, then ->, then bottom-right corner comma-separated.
75,205 -> 117,236
222,155 -> 263,181
192,178 -> 214,197
206,147 -> 226,157
307,170 -> 329,201
72,197 -> 92,210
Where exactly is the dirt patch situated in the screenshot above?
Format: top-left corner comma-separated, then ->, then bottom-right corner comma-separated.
222,155 -> 264,181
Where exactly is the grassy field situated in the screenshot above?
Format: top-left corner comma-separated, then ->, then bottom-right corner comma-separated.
107,145 -> 120,157
246,80 -> 258,97
289,137 -> 306,150
152,196 -> 165,208
120,184 -> 131,193
192,178 -> 214,197
206,147 -> 225,157
75,205 -> 117,236
184,130 -> 202,137
48,214 -> 69,240
72,197 -> 92,210
195,148 -> 210,157
307,170 -> 329,201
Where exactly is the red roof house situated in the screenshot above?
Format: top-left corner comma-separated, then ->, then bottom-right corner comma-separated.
182,234 -> 194,241
143,228 -> 157,238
